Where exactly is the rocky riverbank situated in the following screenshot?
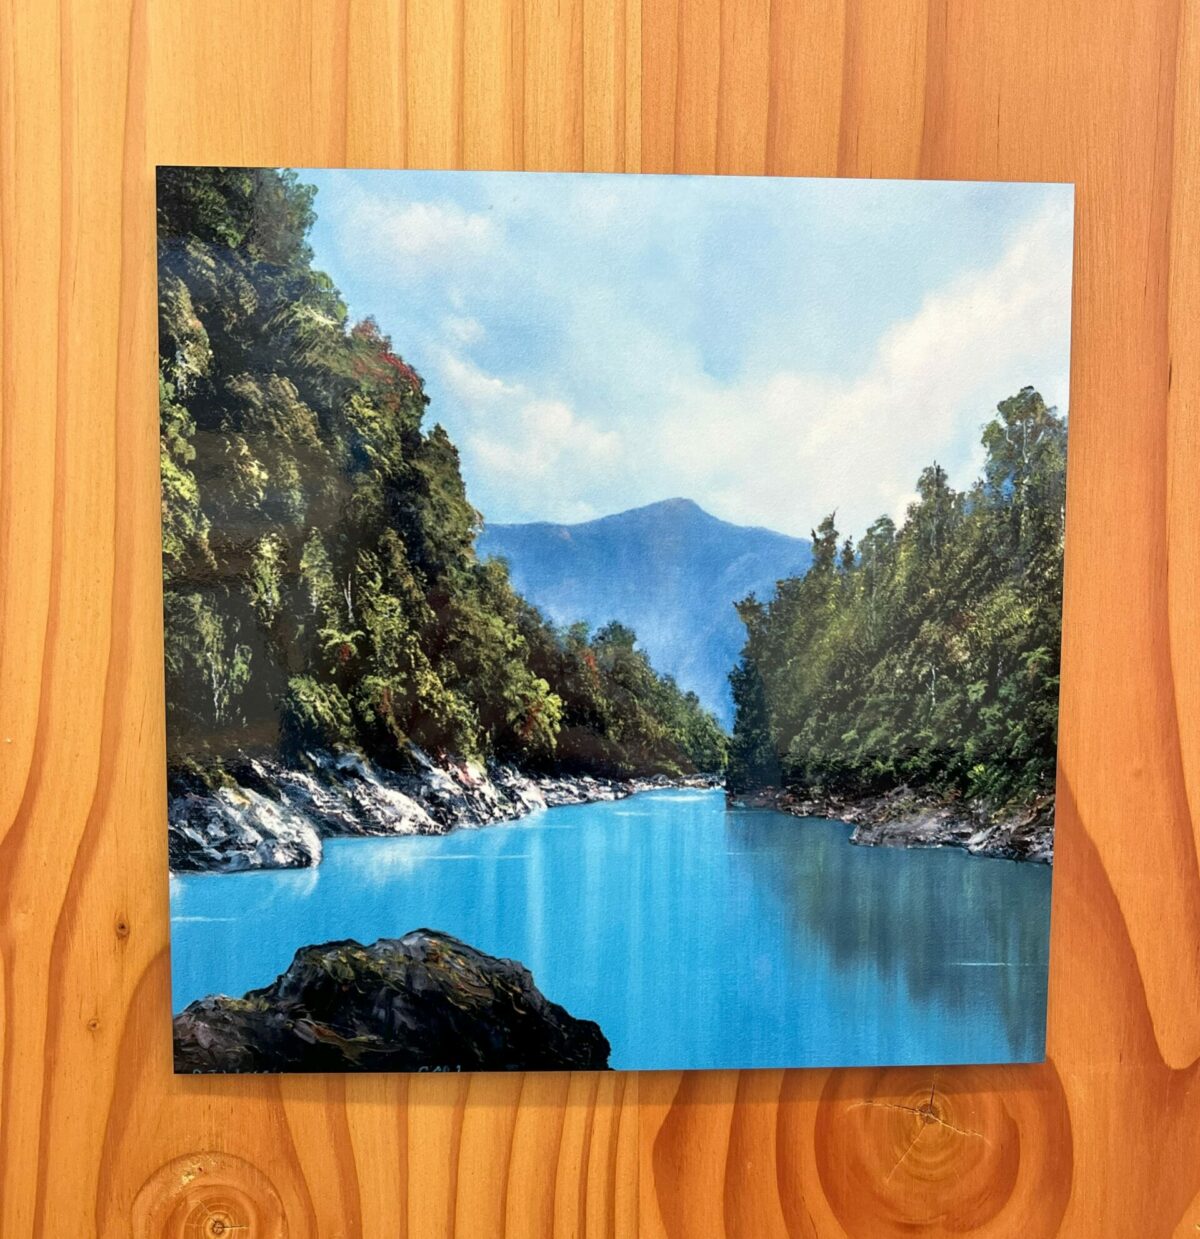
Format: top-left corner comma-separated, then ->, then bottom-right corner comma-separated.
173,929 -> 611,1073
168,747 -> 722,873
728,785 -> 1054,864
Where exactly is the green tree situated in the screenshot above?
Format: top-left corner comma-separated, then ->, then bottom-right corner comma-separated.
727,390 -> 1065,810
158,166 -> 726,782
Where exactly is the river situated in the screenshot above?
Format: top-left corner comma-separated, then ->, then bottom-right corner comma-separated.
169,787 -> 1051,1070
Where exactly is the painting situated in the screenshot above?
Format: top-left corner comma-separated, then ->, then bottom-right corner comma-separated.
159,167 -> 1072,1073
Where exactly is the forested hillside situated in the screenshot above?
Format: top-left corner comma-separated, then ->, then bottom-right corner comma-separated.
728,388 -> 1065,811
158,167 -> 725,780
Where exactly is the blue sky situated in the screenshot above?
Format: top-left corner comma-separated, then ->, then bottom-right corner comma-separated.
301,169 -> 1073,538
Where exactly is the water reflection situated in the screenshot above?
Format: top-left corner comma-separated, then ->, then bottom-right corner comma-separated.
724,808 -> 1051,1057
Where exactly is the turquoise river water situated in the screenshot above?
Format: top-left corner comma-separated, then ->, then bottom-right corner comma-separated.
169,788 -> 1051,1070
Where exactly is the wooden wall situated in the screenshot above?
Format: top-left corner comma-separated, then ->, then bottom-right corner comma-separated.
1,0 -> 1197,1234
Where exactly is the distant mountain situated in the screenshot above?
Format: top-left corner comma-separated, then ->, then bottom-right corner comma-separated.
477,499 -> 812,728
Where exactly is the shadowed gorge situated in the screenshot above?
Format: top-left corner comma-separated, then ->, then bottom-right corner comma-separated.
478,499 -> 811,727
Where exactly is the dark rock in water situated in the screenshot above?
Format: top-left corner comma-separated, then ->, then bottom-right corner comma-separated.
173,930 -> 611,1074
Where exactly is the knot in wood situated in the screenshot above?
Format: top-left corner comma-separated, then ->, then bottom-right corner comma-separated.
814,1062 -> 1073,1235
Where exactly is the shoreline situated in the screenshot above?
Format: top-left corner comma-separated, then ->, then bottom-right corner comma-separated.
168,747 -> 722,875
726,784 -> 1054,864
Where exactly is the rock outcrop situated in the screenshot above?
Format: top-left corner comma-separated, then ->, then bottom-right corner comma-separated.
729,785 -> 1054,864
173,930 -> 611,1073
169,747 -> 723,874
167,775 -> 325,872
168,749 -> 551,874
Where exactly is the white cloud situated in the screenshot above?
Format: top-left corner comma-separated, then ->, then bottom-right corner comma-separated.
438,351 -> 522,407
334,186 -> 495,274
434,348 -> 624,522
443,314 -> 484,345
468,398 -> 621,513
641,199 -> 1073,537
312,173 -> 1072,539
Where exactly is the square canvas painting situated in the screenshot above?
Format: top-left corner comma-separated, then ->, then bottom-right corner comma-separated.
160,166 -> 1072,1074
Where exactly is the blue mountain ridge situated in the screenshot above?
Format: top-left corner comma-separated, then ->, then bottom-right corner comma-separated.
477,498 -> 812,728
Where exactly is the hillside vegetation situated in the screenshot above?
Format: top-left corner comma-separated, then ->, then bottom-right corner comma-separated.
158,167 -> 725,780
728,387 -> 1065,812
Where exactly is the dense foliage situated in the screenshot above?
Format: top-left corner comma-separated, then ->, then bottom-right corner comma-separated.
728,388 -> 1065,809
158,166 -> 725,779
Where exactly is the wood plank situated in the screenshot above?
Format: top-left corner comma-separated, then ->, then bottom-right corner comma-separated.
0,0 -> 1196,1233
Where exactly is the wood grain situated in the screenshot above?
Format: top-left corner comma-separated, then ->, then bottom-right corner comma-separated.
0,0 -> 1196,1233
